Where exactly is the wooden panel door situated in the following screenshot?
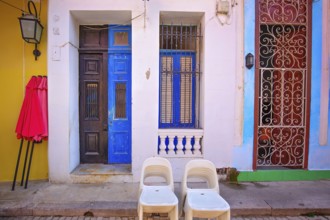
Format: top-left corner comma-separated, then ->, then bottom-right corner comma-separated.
79,53 -> 108,163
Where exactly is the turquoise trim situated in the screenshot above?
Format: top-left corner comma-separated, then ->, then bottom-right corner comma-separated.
232,0 -> 255,170
308,0 -> 330,170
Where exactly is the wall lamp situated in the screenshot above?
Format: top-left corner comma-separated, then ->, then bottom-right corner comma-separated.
19,1 -> 43,61
245,53 -> 254,69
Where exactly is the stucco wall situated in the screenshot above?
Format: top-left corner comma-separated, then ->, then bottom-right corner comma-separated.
47,0 -> 242,182
233,0 -> 330,171
47,0 -> 329,183
0,0 -> 48,182
232,0 -> 256,171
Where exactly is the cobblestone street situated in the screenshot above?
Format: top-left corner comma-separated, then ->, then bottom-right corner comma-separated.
0,217 -> 330,220
2,181 -> 330,219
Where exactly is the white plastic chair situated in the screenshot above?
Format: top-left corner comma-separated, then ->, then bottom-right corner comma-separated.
181,159 -> 230,220
138,157 -> 178,220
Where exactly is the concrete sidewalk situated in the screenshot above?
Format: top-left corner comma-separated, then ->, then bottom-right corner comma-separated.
1,180 -> 330,217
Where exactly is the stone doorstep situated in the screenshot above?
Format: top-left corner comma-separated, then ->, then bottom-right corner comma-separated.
0,201 -> 34,216
70,164 -> 133,184
70,174 -> 134,184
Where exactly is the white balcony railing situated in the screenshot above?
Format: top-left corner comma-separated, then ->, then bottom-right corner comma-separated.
158,129 -> 204,157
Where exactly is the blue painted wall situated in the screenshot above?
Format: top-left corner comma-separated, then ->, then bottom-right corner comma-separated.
232,0 -> 256,171
308,0 -> 330,170
233,0 -> 330,171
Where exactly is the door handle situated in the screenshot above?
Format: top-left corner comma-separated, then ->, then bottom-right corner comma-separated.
103,122 -> 108,131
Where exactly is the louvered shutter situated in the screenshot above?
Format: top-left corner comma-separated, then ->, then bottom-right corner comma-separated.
160,56 -> 173,123
180,56 -> 193,123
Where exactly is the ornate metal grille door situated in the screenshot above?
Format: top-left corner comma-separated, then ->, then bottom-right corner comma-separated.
254,0 -> 311,169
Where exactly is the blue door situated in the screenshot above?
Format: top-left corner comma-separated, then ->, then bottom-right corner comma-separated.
108,53 -> 131,163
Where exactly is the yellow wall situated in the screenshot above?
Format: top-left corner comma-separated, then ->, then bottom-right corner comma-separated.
0,0 -> 48,182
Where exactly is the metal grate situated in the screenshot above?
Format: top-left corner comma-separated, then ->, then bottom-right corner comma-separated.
159,24 -> 202,128
160,25 -> 197,50
255,0 -> 311,169
85,82 -> 99,119
115,83 -> 126,118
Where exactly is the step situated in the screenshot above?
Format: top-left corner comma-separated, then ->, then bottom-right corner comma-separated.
70,164 -> 133,183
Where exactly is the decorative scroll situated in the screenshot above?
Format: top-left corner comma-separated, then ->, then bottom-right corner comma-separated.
259,69 -> 305,127
256,0 -> 310,168
257,127 -> 305,166
260,25 -> 307,69
259,0 -> 308,24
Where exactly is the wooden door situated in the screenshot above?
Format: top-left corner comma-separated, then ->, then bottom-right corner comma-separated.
79,25 -> 109,163
79,53 -> 108,163
108,53 -> 132,163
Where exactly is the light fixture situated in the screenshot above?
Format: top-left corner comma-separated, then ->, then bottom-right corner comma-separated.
217,1 -> 230,15
216,0 -> 236,25
245,53 -> 254,69
18,1 -> 43,61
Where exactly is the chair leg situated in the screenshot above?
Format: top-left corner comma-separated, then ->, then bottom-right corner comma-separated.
184,206 -> 192,220
138,206 -> 143,220
217,210 -> 230,220
226,210 -> 231,220
174,205 -> 179,220
169,205 -> 178,220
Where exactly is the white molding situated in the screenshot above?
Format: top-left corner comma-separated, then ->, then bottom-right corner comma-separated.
234,0 -> 244,146
319,0 -> 329,146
